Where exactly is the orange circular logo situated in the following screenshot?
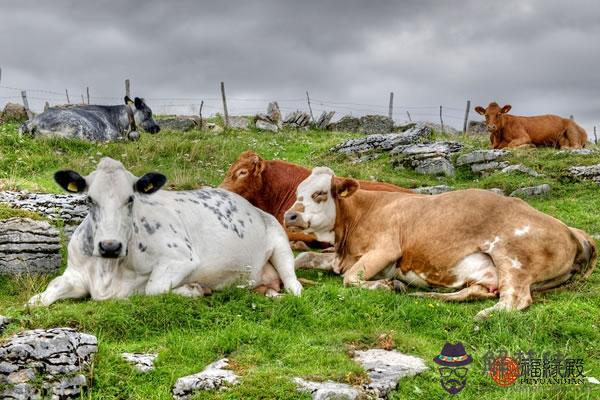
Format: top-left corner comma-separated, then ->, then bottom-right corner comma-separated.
489,356 -> 520,386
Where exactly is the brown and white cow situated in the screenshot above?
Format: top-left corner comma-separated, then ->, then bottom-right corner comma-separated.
284,167 -> 596,319
474,102 -> 587,149
220,150 -> 411,246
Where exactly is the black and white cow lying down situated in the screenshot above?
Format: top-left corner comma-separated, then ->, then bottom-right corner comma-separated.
20,97 -> 160,142
28,157 -> 302,306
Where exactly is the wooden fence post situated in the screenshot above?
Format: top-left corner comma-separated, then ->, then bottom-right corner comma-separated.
65,89 -> 70,104
81,94 -> 85,104
594,126 -> 597,145
463,100 -> 471,134
439,105 -> 444,133
220,81 -> 229,128
306,91 -> 315,123
199,100 -> 204,129
125,79 -> 131,98
86,87 -> 90,104
406,111 -> 412,122
388,92 -> 394,120
21,91 -> 32,119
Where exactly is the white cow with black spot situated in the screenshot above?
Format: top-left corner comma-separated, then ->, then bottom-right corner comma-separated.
28,157 -> 302,306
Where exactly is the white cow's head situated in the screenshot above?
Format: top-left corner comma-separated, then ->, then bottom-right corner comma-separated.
283,167 -> 358,243
55,157 -> 166,258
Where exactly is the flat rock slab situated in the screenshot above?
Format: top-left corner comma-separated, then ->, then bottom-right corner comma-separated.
501,164 -> 542,177
392,141 -> 462,176
558,149 -> 593,155
568,164 -> 600,184
0,218 -> 61,275
294,378 -> 360,400
172,358 -> 239,399
122,352 -> 158,373
354,349 -> 427,398
510,184 -> 551,197
456,149 -> 509,166
294,350 -> 427,399
331,124 -> 433,155
228,116 -> 251,130
411,185 -> 454,195
0,191 -> 87,223
158,117 -> 199,132
0,328 -> 97,399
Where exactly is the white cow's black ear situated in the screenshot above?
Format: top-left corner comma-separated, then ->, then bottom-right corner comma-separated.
124,96 -> 133,105
134,97 -> 143,109
135,173 -> 167,194
54,170 -> 87,193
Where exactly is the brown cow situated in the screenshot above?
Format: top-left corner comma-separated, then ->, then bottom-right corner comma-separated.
474,102 -> 587,149
220,150 -> 411,245
285,167 -> 596,319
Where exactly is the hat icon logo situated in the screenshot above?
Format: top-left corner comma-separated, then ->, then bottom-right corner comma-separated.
433,342 -> 473,394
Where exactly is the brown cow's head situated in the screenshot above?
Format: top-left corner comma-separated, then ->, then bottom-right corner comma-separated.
284,167 -> 358,244
474,102 -> 511,133
220,150 -> 266,201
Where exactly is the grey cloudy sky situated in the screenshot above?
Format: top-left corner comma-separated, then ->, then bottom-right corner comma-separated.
1,0 -> 599,130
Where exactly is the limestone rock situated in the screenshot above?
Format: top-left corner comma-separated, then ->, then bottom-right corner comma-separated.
158,116 -> 201,132
421,122 -> 459,135
316,111 -> 335,130
411,185 -> 454,195
456,149 -> 508,166
0,316 -> 10,333
1,103 -> 28,123
0,218 -> 61,275
294,378 -> 360,400
331,124 -> 433,155
203,122 -> 223,134
359,115 -> 394,135
283,111 -> 311,129
391,141 -> 463,177
0,328 -> 97,399
558,148 -> 593,155
510,184 -> 551,197
255,119 -> 279,132
568,164 -> 600,184
413,157 -> 454,176
266,102 -> 282,127
353,349 -> 428,398
487,188 -> 505,196
122,352 -> 157,373
468,120 -> 487,135
172,358 -> 239,399
332,116 -> 360,132
501,164 -> 542,177
228,116 -> 250,130
471,161 -> 510,175
0,191 -> 88,223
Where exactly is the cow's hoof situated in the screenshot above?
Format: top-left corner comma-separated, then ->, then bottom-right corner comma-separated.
285,279 -> 303,296
290,241 -> 311,251
265,288 -> 282,298
392,280 -> 407,293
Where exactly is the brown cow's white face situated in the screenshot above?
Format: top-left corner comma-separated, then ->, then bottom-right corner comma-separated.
474,102 -> 512,133
284,167 -> 358,244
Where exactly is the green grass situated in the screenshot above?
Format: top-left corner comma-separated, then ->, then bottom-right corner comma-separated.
0,122 -> 599,399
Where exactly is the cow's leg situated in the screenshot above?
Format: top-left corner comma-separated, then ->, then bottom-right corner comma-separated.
474,255 -> 533,320
171,283 -> 207,297
412,284 -> 497,301
27,271 -> 88,307
269,234 -> 303,296
254,262 -> 283,296
343,250 -> 399,289
145,260 -> 198,296
295,252 -> 337,272
506,133 -> 534,148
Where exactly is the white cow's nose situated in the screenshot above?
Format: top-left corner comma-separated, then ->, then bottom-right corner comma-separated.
98,240 -> 122,258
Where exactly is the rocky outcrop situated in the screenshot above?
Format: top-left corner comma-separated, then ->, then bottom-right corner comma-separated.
468,120 -> 487,135
1,103 -> 28,123
0,328 -> 97,399
0,316 -> 10,333
294,349 -> 427,399
256,102 -> 282,132
122,353 -> 157,373
316,111 -> 335,130
0,191 -> 87,223
332,116 -> 360,132
359,115 -> 394,135
456,149 -> 509,175
568,164 -> 600,184
0,218 -> 61,275
331,123 -> 433,155
228,116 -> 250,130
391,141 -> 463,176
501,164 -> 542,177
412,185 -> 454,195
283,111 -> 311,129
510,184 -> 551,197
157,116 -> 201,132
172,358 -> 239,399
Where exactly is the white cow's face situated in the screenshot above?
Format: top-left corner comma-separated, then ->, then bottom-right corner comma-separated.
284,167 -> 358,243
55,157 -> 166,258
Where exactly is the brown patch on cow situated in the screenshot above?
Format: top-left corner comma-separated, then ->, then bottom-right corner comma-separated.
312,190 -> 328,203
291,202 -> 305,213
298,196 -> 304,201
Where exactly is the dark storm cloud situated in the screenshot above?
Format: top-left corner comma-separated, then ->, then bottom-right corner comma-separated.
1,0 -> 599,129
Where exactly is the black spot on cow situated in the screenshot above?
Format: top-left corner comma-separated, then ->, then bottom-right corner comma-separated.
138,242 -> 147,252
169,224 -> 178,234
80,220 -> 94,256
133,222 -> 139,234
167,243 -> 172,248
141,216 -> 156,235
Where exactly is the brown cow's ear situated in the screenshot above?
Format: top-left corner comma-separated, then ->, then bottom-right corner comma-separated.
501,105 -> 512,114
474,106 -> 486,115
332,178 -> 359,199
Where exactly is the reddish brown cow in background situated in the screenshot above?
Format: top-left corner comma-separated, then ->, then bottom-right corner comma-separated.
220,150 -> 411,245
475,102 -> 587,149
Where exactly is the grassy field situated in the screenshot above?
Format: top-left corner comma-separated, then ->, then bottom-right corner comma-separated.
0,121 -> 599,399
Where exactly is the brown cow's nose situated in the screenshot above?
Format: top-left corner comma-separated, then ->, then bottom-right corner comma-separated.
99,240 -> 122,258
